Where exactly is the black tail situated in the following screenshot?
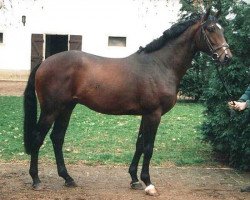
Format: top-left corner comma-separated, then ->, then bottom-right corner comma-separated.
23,64 -> 40,155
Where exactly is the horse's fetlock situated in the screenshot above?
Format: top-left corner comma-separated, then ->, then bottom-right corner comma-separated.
29,169 -> 37,177
140,173 -> 150,183
58,171 -> 67,178
57,166 -> 68,178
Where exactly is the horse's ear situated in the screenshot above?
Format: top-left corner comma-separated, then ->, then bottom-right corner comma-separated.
202,7 -> 211,22
215,8 -> 221,18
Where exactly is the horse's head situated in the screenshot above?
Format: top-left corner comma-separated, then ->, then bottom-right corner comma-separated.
196,8 -> 232,65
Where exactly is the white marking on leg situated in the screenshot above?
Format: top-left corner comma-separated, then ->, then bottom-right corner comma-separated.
145,184 -> 155,192
145,184 -> 158,195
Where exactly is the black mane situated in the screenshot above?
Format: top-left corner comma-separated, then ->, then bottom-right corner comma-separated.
138,15 -> 201,53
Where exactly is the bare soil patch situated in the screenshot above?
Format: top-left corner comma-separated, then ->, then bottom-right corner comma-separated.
0,80 -> 26,96
0,161 -> 250,200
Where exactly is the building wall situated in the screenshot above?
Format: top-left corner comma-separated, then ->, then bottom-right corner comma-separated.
0,0 -> 181,71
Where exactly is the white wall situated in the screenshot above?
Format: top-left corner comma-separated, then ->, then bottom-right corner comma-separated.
0,0 -> 181,70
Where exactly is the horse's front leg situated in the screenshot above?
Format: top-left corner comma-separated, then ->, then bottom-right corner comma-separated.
129,117 -> 144,190
140,111 -> 161,196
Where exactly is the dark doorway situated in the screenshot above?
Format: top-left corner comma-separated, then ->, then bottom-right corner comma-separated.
31,34 -> 82,69
45,35 -> 68,58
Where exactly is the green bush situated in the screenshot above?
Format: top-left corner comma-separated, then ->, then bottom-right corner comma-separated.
201,2 -> 250,170
202,66 -> 249,170
179,0 -> 250,170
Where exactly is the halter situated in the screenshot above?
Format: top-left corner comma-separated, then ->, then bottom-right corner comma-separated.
200,25 -> 230,60
200,23 -> 233,102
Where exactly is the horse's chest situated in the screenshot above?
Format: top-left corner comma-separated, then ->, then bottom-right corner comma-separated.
137,75 -> 178,113
139,87 -> 177,114
160,93 -> 177,114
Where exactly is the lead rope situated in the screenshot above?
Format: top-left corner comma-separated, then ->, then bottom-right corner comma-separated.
215,64 -> 235,104
214,64 -> 239,121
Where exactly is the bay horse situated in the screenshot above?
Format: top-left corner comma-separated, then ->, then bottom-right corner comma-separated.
24,8 -> 232,196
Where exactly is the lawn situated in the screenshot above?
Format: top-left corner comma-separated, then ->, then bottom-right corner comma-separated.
0,96 -> 214,166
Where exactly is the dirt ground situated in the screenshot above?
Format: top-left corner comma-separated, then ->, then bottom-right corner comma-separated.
0,80 -> 27,96
0,81 -> 250,200
0,161 -> 250,200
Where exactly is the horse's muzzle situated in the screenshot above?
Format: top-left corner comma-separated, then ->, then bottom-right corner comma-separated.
217,49 -> 232,65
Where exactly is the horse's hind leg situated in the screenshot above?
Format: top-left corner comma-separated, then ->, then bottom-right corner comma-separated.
50,104 -> 76,187
29,111 -> 55,189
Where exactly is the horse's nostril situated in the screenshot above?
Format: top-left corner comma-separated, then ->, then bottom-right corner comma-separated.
224,54 -> 230,62
212,53 -> 219,60
223,54 -> 232,64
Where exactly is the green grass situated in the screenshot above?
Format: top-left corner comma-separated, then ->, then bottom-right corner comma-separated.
0,96 -> 214,166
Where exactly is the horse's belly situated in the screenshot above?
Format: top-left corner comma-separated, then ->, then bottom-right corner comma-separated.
75,90 -> 142,115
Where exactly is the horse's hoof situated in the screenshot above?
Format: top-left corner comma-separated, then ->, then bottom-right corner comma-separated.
65,180 -> 77,187
32,183 -> 43,191
145,184 -> 159,196
130,181 -> 143,190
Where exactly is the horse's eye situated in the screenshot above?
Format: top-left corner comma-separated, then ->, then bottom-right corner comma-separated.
207,26 -> 215,32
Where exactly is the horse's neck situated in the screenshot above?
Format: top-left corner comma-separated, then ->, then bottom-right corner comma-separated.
152,23 -> 200,80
